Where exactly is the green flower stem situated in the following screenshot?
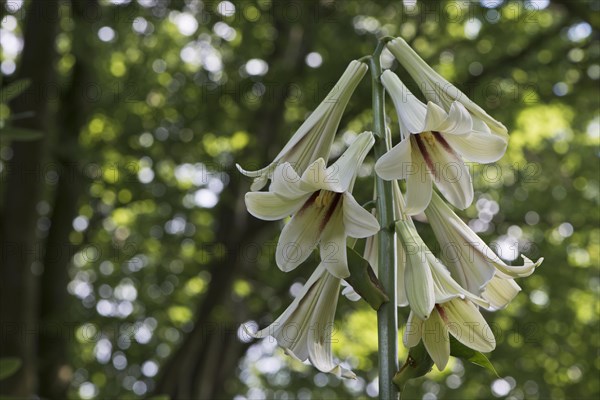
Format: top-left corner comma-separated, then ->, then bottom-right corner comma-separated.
369,38 -> 399,400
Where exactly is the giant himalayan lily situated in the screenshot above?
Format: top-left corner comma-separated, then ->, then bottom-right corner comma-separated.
245,262 -> 355,378
376,70 -> 506,213
237,60 -> 368,191
425,192 -> 544,310
403,298 -> 496,370
244,131 -> 380,278
394,220 -> 489,321
386,37 -> 509,142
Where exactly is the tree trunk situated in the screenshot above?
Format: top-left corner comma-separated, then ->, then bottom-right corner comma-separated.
38,1 -> 98,398
0,0 -> 60,396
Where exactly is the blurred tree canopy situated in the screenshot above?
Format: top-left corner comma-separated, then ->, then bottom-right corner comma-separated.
0,0 -> 598,399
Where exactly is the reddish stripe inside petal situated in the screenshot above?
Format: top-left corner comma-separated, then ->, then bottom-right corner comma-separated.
435,304 -> 449,323
413,135 -> 434,171
432,131 -> 453,153
298,191 -> 319,214
320,192 -> 342,231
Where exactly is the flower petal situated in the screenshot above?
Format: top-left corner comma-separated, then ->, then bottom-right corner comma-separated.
364,229 -> 378,272
276,198 -> 331,272
482,276 -> 521,311
386,37 -> 454,107
425,193 -> 496,293
396,234 -> 409,307
421,101 -> 457,134
426,253 -> 469,304
236,163 -> 271,178
381,70 -> 428,134
300,158 -> 329,192
307,272 -> 356,378
493,255 -> 544,279
245,191 -> 308,221
442,130 -> 508,164
396,221 -> 435,319
320,206 -> 350,278
326,131 -> 375,192
422,308 -> 450,370
375,138 -> 413,181
236,163 -> 273,191
403,311 -> 423,347
270,162 -> 310,198
442,299 -> 496,353
403,150 -> 433,215
273,103 -> 330,168
251,176 -> 269,191
426,252 -> 490,309
404,252 -> 436,320
436,101 -> 473,135
412,133 -> 473,209
341,280 -> 362,302
392,181 -> 410,307
342,192 -> 380,238
472,113 -> 508,140
247,263 -> 328,344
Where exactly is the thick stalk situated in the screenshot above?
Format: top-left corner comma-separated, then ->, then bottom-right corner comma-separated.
369,40 -> 399,400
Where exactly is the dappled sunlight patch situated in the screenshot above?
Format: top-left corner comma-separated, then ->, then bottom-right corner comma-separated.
508,104 -> 574,160
167,305 -> 193,326
332,309 -> 378,370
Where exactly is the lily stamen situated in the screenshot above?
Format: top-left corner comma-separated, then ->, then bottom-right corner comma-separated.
315,190 -> 337,208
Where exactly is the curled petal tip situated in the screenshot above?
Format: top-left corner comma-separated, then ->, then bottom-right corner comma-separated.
241,322 -> 260,339
522,255 -> 544,267
236,162 -> 269,178
235,163 -> 252,176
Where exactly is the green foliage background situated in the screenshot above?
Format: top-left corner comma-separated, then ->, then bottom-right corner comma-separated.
0,0 -> 598,399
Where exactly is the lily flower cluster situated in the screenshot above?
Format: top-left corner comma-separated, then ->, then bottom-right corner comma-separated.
238,38 -> 543,378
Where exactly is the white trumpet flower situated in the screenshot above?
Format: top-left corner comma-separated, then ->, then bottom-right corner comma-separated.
375,70 -> 506,213
237,60 -> 368,191
395,220 -> 489,320
386,37 -> 509,142
244,132 -> 380,278
403,298 -> 496,370
425,192 -> 543,309
245,263 -> 356,379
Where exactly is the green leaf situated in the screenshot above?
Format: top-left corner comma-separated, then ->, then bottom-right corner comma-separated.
0,358 -> 22,381
393,342 -> 434,391
1,79 -> 31,102
345,246 -> 389,310
449,336 -> 499,376
0,126 -> 43,141
147,396 -> 171,400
